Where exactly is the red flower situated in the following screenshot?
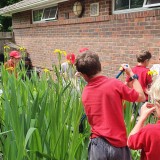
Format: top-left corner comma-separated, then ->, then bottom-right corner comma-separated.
66,53 -> 76,64
79,48 -> 89,53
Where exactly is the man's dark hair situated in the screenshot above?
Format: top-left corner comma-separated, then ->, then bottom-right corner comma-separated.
75,50 -> 101,78
136,50 -> 152,62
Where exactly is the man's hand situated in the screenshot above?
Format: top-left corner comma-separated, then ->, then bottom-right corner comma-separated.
121,64 -> 134,77
139,102 -> 156,122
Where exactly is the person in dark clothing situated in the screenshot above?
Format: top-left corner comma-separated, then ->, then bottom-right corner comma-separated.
24,57 -> 33,79
0,54 -> 4,64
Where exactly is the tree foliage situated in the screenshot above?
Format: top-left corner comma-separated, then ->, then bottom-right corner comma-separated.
0,0 -> 21,31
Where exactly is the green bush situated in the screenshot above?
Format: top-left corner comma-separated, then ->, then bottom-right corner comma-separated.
0,62 -> 156,160
0,64 -> 89,160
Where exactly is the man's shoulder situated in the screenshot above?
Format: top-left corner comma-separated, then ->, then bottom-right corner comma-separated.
132,65 -> 150,72
103,77 -> 123,87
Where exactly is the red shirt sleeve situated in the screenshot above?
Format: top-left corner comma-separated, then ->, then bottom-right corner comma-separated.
128,130 -> 145,150
120,83 -> 139,102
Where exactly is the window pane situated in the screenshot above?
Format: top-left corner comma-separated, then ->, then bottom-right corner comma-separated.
131,0 -> 143,8
49,7 -> 57,18
146,0 -> 160,4
33,9 -> 43,21
43,8 -> 50,19
42,7 -> 57,20
114,0 -> 129,11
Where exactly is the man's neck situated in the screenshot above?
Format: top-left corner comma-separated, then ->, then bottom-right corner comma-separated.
86,72 -> 102,82
137,62 -> 147,67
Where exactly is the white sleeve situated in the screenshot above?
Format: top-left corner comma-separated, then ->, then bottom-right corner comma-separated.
61,62 -> 68,73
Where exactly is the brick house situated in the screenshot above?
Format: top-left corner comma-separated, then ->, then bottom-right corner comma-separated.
0,0 -> 160,77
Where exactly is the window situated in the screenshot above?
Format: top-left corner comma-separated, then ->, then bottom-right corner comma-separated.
114,0 -> 144,11
33,6 -> 58,22
143,0 -> 160,7
114,0 -> 160,12
33,9 -> 43,22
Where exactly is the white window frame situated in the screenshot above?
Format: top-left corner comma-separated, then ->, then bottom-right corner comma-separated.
143,0 -> 160,8
41,6 -> 58,21
32,5 -> 58,23
113,0 -> 160,14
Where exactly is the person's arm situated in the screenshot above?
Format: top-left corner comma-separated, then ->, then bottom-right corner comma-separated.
131,79 -> 146,102
122,64 -> 146,102
4,62 -> 7,69
128,102 -> 155,139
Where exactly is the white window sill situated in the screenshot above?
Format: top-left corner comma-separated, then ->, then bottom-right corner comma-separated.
32,19 -> 58,24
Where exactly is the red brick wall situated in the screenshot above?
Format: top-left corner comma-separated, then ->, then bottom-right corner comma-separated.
12,0 -> 160,77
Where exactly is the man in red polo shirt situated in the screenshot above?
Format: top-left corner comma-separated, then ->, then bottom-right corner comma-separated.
4,50 -> 21,74
126,50 -> 152,119
75,50 -> 145,160
128,76 -> 160,160
126,50 -> 152,102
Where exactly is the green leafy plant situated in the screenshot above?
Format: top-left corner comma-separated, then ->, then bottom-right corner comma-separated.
0,52 -> 89,160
